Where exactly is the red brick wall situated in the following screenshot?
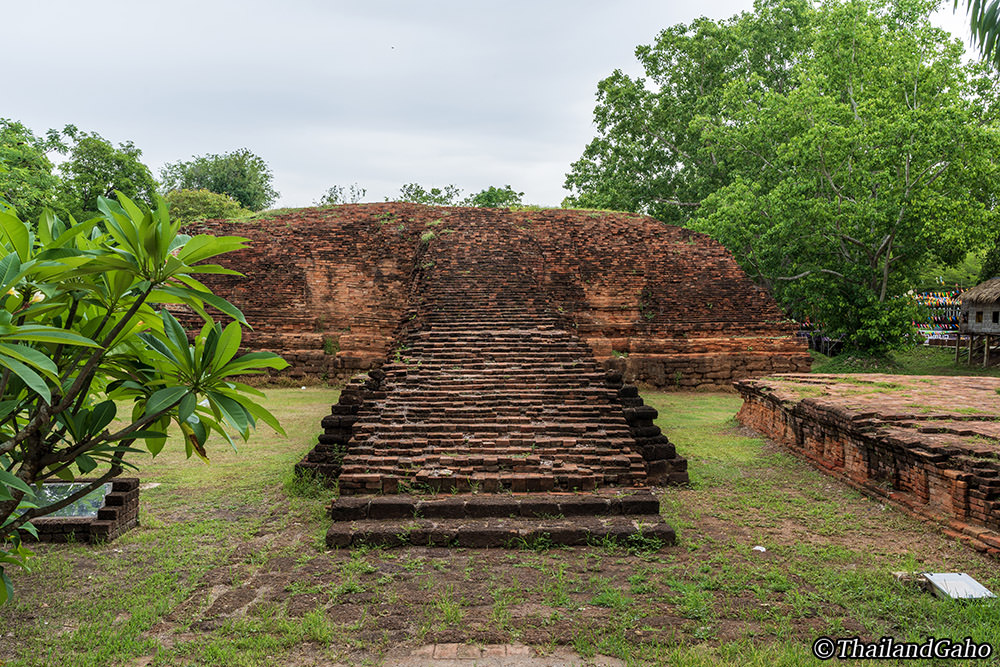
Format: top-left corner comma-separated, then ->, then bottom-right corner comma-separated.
735,382 -> 1000,557
185,204 -> 808,387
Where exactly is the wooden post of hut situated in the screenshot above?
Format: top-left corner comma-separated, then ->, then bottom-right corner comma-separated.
958,278 -> 1000,369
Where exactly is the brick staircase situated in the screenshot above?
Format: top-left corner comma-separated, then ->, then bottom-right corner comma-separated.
298,212 -> 687,547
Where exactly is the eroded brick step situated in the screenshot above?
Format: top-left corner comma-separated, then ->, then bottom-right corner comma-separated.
409,330 -> 575,339
390,372 -> 602,381
327,515 -> 675,548
338,468 -> 645,494
341,453 -> 644,469
421,326 -> 565,333
383,386 -> 614,394
406,344 -> 595,366
352,423 -> 631,434
349,440 -> 637,452
386,379 -> 612,389
329,489 -> 661,520
339,452 -> 641,467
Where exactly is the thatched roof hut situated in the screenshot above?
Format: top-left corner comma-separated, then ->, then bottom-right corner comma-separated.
960,278 -> 1000,335
960,277 -> 1000,305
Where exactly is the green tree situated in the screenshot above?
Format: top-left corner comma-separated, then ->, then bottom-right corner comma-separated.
316,183 -> 366,206
0,193 -> 288,602
0,121 -> 63,222
160,149 -> 279,211
391,183 -> 463,206
164,188 -> 251,223
568,0 -> 1000,354
980,242 -> 1000,281
464,185 -> 524,208
56,127 -> 158,222
564,0 -> 813,223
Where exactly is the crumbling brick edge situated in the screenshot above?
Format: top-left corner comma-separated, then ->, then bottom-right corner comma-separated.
27,477 -> 140,544
734,381 -> 1000,558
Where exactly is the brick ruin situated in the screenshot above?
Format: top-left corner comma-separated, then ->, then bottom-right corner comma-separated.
736,375 -> 1000,557
301,210 -> 686,546
29,478 -> 140,544
183,204 -> 807,546
183,203 -> 809,389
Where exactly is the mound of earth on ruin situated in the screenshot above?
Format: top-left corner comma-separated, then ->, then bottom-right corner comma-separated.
182,203 -> 808,388
736,374 -> 1000,557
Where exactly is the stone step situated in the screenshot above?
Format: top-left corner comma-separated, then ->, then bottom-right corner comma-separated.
329,489 -> 661,521
326,489 -> 675,548
327,514 -> 675,548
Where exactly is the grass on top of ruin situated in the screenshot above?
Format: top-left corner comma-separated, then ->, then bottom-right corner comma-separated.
1,389 -> 999,666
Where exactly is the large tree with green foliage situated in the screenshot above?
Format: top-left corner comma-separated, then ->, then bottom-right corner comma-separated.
0,121 -> 63,223
56,127 -> 158,222
0,193 -> 288,602
565,0 -> 813,222
160,149 -> 278,212
567,0 -> 1000,354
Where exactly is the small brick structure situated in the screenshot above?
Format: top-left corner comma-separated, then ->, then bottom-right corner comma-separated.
28,477 -> 140,544
736,375 -> 1000,557
183,204 -> 808,389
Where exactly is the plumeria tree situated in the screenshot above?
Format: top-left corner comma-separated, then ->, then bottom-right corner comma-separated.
0,193 -> 288,602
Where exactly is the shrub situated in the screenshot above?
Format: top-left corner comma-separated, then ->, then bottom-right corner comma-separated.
163,188 -> 251,222
0,193 -> 287,602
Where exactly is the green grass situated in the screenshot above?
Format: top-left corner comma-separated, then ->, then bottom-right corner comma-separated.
2,388 -> 998,666
810,346 -> 1000,377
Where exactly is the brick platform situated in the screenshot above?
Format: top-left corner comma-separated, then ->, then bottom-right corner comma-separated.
736,374 -> 1000,556
184,204 -> 808,388
28,477 -> 140,543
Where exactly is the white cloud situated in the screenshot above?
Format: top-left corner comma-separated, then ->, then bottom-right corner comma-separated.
4,0 -> 977,209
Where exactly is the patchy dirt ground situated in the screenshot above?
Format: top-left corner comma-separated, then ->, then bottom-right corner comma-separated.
2,392 -> 998,666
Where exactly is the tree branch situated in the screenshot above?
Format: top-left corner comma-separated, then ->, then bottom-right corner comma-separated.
775,268 -> 848,281
652,198 -> 701,207
4,464 -> 123,534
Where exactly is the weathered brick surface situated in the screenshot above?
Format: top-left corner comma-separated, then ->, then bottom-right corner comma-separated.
302,210 -> 686,494
324,489 -> 676,549
185,204 -> 807,387
736,375 -> 1000,557
29,477 -> 140,544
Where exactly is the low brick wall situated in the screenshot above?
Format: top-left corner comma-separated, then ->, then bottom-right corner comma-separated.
30,478 -> 140,544
735,375 -> 1000,557
604,346 -> 810,390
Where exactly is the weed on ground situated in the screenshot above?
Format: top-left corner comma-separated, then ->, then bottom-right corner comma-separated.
1,390 -> 997,666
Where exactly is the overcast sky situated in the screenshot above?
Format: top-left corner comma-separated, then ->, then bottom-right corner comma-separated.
4,1 -> 974,209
